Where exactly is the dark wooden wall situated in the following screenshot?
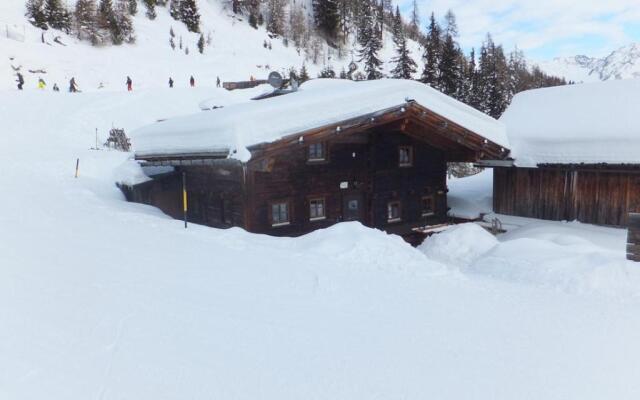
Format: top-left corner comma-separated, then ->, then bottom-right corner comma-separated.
494,167 -> 640,227
245,127 -> 448,236
122,161 -> 246,229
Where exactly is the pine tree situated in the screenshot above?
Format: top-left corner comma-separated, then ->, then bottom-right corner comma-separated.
312,0 -> 339,39
142,0 -> 156,19
127,0 -> 137,15
420,12 -> 440,86
408,0 -> 419,40
266,0 -> 285,36
357,0 -> 383,80
74,0 -> 99,43
197,33 -> 205,53
97,0 -> 115,32
180,0 -> 200,32
437,10 -> 461,97
318,65 -> 336,78
390,6 -> 416,79
44,0 -> 71,31
111,0 -> 134,44
299,63 -> 310,83
169,0 -> 180,20
289,3 -> 306,48
25,0 -> 47,29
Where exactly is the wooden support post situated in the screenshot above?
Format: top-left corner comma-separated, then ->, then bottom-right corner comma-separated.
182,171 -> 188,229
626,212 -> 640,261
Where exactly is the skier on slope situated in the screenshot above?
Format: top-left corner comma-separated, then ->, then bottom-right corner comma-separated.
16,73 -> 24,90
126,76 -> 132,91
38,78 -> 46,90
190,75 -> 195,87
216,76 -> 221,88
69,77 -> 78,93
53,83 -> 60,92
169,77 -> 174,88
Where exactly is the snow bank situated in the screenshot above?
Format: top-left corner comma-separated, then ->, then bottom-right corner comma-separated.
501,78 -> 640,166
418,223 -> 498,267
132,79 -> 508,161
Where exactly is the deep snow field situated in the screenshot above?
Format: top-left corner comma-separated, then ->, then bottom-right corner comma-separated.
2,85 -> 640,399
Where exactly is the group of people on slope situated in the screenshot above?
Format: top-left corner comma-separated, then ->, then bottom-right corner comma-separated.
15,73 -> 76,92
16,73 -> 223,92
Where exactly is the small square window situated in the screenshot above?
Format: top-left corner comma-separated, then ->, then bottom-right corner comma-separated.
308,143 -> 326,161
421,196 -> 435,217
271,202 -> 290,226
399,146 -> 413,167
309,198 -> 326,221
387,201 -> 401,222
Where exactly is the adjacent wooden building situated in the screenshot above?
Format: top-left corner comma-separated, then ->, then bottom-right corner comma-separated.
489,79 -> 640,227
124,79 -> 509,238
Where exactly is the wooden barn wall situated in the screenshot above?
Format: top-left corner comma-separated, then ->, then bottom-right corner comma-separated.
123,162 -> 246,229
177,163 -> 246,229
246,128 -> 448,236
493,167 -> 640,227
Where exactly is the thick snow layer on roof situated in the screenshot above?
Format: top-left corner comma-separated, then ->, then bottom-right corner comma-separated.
132,79 -> 508,162
501,78 -> 640,166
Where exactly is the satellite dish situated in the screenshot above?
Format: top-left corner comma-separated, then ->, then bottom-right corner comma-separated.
268,71 -> 283,89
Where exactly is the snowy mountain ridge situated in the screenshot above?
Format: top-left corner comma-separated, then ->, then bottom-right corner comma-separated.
538,43 -> 640,82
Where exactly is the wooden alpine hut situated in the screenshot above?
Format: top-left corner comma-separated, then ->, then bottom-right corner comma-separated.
124,79 -> 509,239
485,79 -> 640,227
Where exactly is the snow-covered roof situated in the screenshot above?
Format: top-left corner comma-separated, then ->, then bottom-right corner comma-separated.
501,78 -> 640,167
132,79 -> 508,162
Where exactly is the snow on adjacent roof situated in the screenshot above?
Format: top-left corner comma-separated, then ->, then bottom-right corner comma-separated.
501,78 -> 640,166
132,79 -> 508,162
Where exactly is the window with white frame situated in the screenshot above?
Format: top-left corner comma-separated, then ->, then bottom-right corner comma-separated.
309,198 -> 326,221
308,142 -> 326,161
271,201 -> 290,226
421,196 -> 435,217
399,145 -> 413,167
387,201 -> 401,222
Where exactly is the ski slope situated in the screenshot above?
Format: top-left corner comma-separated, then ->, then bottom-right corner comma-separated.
0,0 -> 423,92
2,85 -> 640,399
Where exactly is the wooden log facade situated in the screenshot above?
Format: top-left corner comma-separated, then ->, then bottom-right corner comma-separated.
125,102 -> 508,238
493,165 -> 640,227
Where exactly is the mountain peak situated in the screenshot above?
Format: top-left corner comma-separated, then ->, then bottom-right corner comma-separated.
539,43 -> 640,82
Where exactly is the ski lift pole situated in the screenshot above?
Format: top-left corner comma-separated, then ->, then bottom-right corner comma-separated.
74,158 -> 79,178
182,171 -> 188,229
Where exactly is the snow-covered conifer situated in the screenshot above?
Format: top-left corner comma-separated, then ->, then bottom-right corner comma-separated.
420,12 -> 440,86
25,0 -> 48,29
179,0 -> 200,32
357,0 -> 383,80
390,6 -> 416,79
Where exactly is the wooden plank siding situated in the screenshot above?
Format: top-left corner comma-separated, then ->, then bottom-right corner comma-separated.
494,167 -> 640,227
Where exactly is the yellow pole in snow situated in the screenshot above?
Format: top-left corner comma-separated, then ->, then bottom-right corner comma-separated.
182,172 -> 188,229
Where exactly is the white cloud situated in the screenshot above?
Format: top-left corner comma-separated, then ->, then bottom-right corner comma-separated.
399,0 -> 640,58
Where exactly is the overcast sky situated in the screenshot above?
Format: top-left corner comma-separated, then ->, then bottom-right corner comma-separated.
398,0 -> 640,60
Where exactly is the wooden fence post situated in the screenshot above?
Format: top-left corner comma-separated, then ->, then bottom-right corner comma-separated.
626,213 -> 640,262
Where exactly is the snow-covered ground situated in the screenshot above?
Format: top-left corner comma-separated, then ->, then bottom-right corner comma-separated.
2,86 -> 640,399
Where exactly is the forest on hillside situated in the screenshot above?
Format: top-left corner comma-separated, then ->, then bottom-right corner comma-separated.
23,0 -> 567,118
